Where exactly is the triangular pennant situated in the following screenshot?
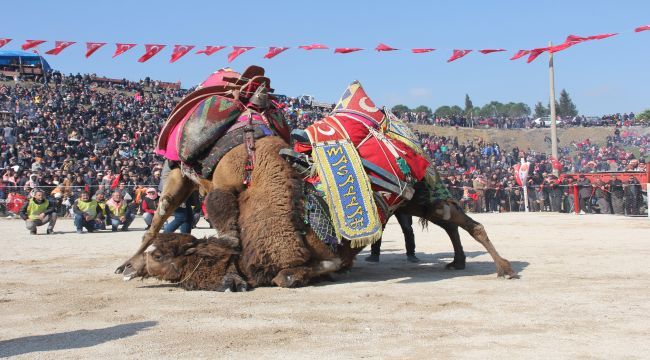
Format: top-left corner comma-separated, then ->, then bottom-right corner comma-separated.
85,42 -> 106,58
138,44 -> 166,63
196,45 -> 226,56
298,44 -> 328,50
227,46 -> 254,62
170,44 -> 195,63
411,48 -> 435,53
0,38 -> 12,48
264,46 -> 289,59
510,50 -> 530,60
334,48 -> 363,54
479,49 -> 506,54
22,40 -> 46,50
526,47 -> 549,63
113,43 -> 137,58
45,41 -> 76,55
447,49 -> 472,62
375,43 -> 398,51
635,25 -> 650,33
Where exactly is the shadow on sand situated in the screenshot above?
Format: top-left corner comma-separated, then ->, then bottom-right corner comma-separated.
0,321 -> 157,357
323,251 -> 528,285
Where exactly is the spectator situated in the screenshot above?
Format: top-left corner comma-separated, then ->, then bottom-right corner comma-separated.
19,189 -> 57,235
106,191 -> 134,231
141,187 -> 159,230
73,191 -> 104,233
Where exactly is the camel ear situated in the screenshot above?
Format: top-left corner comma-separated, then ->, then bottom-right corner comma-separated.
184,247 -> 198,256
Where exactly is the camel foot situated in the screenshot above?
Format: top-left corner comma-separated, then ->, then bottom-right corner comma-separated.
445,256 -> 466,270
217,273 -> 248,292
496,259 -> 518,279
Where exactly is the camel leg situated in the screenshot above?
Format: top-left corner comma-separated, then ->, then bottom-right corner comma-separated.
115,167 -> 195,274
204,188 -> 240,246
444,203 -> 516,278
272,258 -> 342,288
432,220 -> 466,270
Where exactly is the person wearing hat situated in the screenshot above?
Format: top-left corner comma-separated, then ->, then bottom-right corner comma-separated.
106,191 -> 135,231
73,191 -> 104,234
19,189 -> 57,235
141,188 -> 159,230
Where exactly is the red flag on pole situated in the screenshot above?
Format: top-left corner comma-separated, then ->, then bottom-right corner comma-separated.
411,48 -> 435,53
264,47 -> 289,59
447,49 -> 472,62
227,46 -> 254,62
375,43 -> 398,51
170,45 -> 195,63
510,50 -> 530,60
85,42 -> 106,58
635,25 -> 650,32
195,45 -> 226,56
138,44 -> 165,63
22,40 -> 46,50
566,33 -> 617,42
334,48 -> 363,54
479,49 -> 506,54
549,41 -> 576,53
0,38 -> 11,48
526,47 -> 549,63
45,41 -> 75,55
298,44 -> 328,50
113,43 -> 136,58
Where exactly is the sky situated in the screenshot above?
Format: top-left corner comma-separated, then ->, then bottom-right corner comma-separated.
2,0 -> 649,115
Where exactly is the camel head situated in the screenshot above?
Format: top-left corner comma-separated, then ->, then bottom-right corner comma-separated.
121,233 -> 244,291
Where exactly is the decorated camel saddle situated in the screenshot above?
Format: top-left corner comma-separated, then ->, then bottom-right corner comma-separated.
284,81 -> 439,248
156,66 -> 290,179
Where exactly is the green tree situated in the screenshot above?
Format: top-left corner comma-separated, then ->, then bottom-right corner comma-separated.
450,105 -> 463,116
464,94 -> 473,115
637,109 -> 650,121
434,105 -> 453,118
558,89 -> 578,118
414,105 -> 432,116
534,101 -> 549,118
391,104 -> 410,115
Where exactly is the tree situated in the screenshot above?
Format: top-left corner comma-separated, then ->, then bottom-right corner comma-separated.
450,105 -> 463,116
558,89 -> 578,118
637,109 -> 650,121
413,105 -> 432,116
391,104 -> 410,116
434,105 -> 452,118
534,101 -> 549,118
464,94 -> 473,115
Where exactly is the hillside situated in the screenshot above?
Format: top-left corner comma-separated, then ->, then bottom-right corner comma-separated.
412,125 -> 650,153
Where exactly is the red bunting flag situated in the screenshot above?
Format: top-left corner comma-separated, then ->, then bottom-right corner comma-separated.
375,43 -> 398,51
0,38 -> 11,48
227,46 -> 254,62
447,49 -> 472,62
22,40 -> 46,50
45,41 -> 76,55
411,48 -> 435,53
196,45 -> 226,56
264,47 -> 289,59
510,50 -> 530,60
479,49 -> 506,54
334,48 -> 363,54
566,33 -> 617,42
113,43 -> 137,58
526,47 -> 549,63
138,44 -> 166,63
298,44 -> 328,50
549,41 -> 576,53
85,42 -> 106,58
170,44 -> 195,63
635,25 -> 650,32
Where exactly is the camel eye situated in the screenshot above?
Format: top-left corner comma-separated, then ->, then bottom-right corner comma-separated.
153,254 -> 163,261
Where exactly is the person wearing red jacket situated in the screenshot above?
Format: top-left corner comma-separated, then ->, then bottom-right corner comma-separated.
140,188 -> 159,230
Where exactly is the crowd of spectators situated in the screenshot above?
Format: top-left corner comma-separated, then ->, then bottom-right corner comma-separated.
0,71 -> 647,219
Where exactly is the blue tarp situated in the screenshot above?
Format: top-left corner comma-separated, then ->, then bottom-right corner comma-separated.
0,50 -> 51,71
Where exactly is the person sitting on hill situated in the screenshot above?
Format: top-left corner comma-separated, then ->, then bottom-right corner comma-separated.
19,189 -> 57,235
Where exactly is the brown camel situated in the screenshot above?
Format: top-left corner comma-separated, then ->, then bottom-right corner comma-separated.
120,135 -> 516,289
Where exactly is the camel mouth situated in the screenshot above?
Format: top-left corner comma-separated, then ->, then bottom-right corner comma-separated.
122,267 -> 138,281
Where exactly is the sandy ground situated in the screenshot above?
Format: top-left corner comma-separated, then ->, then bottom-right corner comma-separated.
1,213 -> 649,359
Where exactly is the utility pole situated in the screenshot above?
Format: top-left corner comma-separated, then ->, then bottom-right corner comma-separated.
548,41 -> 558,176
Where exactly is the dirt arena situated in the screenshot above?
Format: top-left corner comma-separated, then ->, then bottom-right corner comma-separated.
1,213 -> 649,359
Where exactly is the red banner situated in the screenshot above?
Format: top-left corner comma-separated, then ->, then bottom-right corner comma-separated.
334,48 -> 363,54
113,43 -> 136,58
170,45 -> 195,63
479,49 -> 506,54
510,50 -> 530,60
635,25 -> 650,32
375,43 -> 398,51
411,48 -> 435,53
0,38 -> 11,48
195,45 -> 225,56
299,44 -> 328,50
21,40 -> 46,50
447,49 -> 471,62
85,42 -> 106,58
227,46 -> 254,62
264,47 -> 289,59
138,44 -> 165,63
45,41 -> 75,55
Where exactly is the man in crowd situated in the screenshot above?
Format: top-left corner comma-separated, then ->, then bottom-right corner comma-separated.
73,191 -> 104,233
19,189 -> 57,235
164,191 -> 200,234
106,191 -> 134,231
141,187 -> 159,230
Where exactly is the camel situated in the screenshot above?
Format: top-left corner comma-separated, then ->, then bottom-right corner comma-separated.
120,134 -> 516,289
117,69 -> 516,288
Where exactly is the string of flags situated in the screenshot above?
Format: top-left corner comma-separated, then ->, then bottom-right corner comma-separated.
0,25 -> 648,64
